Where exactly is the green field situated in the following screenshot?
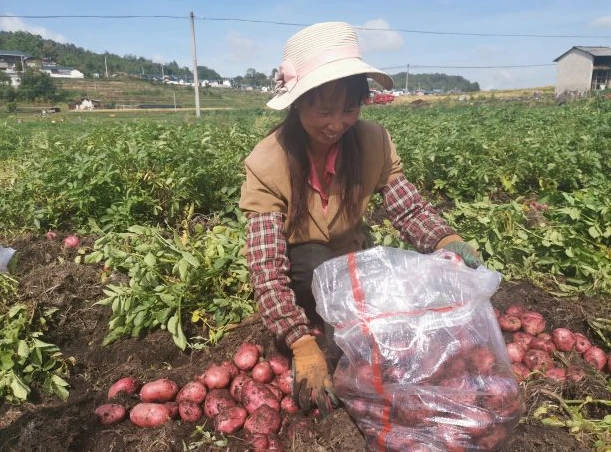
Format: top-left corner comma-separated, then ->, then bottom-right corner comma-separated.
1,97 -> 610,449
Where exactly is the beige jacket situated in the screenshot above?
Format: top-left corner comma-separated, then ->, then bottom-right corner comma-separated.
239,120 -> 403,256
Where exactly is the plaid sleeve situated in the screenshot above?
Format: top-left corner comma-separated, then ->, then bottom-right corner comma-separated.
246,212 -> 311,347
381,175 -> 456,253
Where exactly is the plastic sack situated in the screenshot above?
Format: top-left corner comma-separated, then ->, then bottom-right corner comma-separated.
312,246 -> 523,452
0,246 -> 16,274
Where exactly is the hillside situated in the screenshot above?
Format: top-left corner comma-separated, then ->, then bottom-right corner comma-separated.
1,31 -> 480,91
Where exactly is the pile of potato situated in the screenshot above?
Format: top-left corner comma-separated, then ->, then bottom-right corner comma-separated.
497,304 -> 611,381
94,342 -> 295,450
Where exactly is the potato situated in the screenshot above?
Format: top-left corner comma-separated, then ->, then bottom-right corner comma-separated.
545,367 -> 567,382
520,311 -> 546,335
267,354 -> 290,376
129,402 -> 171,428
512,332 -> 534,349
165,401 -> 179,419
95,403 -> 127,425
280,395 -> 300,413
241,380 -> 280,414
511,362 -> 530,381
552,328 -> 576,352
176,381 -> 207,404
107,376 -> 141,399
466,347 -> 496,375
476,424 -> 508,450
139,378 -> 179,403
203,388 -> 237,418
506,343 -> 526,363
229,373 -> 252,402
584,346 -> 606,371
267,433 -> 284,451
220,360 -> 239,380
498,314 -> 521,332
243,404 -> 282,436
203,364 -> 231,389
252,361 -> 274,384
214,406 -> 247,434
523,349 -> 553,372
506,303 -> 527,318
179,402 -> 203,422
275,370 -> 293,395
233,342 -> 260,371
529,337 -> 556,354
574,333 -> 592,353
266,383 -> 284,401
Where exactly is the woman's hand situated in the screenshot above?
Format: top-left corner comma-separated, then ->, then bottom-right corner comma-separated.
442,241 -> 483,268
290,335 -> 338,416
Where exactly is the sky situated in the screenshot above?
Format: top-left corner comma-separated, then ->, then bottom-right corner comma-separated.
1,1 -> 611,91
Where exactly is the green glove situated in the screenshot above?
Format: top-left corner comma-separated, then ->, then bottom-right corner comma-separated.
442,241 -> 483,269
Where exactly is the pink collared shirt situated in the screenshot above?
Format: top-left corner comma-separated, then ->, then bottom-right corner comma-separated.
307,143 -> 339,214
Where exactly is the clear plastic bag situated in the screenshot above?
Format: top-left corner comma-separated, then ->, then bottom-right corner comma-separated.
312,246 -> 523,452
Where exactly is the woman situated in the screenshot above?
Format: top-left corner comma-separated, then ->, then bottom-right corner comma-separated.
239,21 -> 481,415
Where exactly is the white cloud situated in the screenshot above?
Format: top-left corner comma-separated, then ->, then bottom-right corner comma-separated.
151,55 -> 166,64
0,15 -> 67,43
225,31 -> 258,63
357,19 -> 404,53
590,15 -> 611,27
484,69 -> 520,91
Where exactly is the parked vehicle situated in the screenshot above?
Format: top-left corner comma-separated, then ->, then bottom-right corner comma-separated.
365,90 -> 395,105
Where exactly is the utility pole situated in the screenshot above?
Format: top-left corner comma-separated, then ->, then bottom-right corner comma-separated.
405,64 -> 409,93
104,56 -> 109,78
189,11 -> 201,118
161,64 -> 165,80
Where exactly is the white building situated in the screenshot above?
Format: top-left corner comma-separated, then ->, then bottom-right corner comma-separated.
554,46 -> 611,95
41,65 -> 85,79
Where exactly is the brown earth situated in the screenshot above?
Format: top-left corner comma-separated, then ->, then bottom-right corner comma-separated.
0,234 -> 609,452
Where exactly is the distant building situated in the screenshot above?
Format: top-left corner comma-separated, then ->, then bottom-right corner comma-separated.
68,98 -> 101,111
0,50 -> 33,72
41,65 -> 84,79
554,46 -> 611,95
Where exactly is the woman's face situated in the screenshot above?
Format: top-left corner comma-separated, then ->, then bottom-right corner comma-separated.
296,83 -> 361,151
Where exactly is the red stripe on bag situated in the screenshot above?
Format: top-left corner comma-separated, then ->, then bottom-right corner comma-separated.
347,253 -> 392,451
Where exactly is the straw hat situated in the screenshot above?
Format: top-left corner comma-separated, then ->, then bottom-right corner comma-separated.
267,21 -> 393,110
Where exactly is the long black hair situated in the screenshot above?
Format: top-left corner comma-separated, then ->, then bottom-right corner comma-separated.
268,74 -> 370,239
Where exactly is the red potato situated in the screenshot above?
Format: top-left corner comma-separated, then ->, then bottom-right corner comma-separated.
164,401 -> 179,419
529,337 -> 557,354
266,383 -> 284,401
511,362 -> 531,381
552,328 -> 576,352
467,347 -> 496,375
574,333 -> 592,353
267,354 -> 290,376
220,360 -> 239,380
280,395 -> 300,413
175,381 -> 207,404
520,311 -> 546,335
513,332 -> 534,349
108,376 -> 141,399
523,349 -> 553,372
204,364 -> 231,390
252,361 -> 274,384
63,234 -> 80,248
139,378 -> 179,403
506,343 -> 526,363
566,366 -> 586,383
275,370 -> 293,395
129,403 -> 171,428
214,406 -> 248,434
229,373 -> 252,402
545,367 -> 567,382
506,303 -> 527,318
46,231 -> 58,240
498,314 -> 521,332
94,403 -> 126,425
203,389 -> 237,418
245,434 -> 269,451
537,333 -> 552,341
241,380 -> 281,414
583,346 -> 607,371
243,404 -> 282,436
233,342 -> 260,371
178,402 -> 203,422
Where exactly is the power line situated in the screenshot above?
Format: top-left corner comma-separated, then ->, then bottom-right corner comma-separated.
381,63 -> 556,70
2,15 -> 611,39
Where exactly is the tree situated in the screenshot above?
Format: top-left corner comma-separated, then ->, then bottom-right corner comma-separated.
18,69 -> 57,101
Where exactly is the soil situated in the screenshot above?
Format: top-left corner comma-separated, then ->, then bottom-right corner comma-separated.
0,234 -> 609,452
